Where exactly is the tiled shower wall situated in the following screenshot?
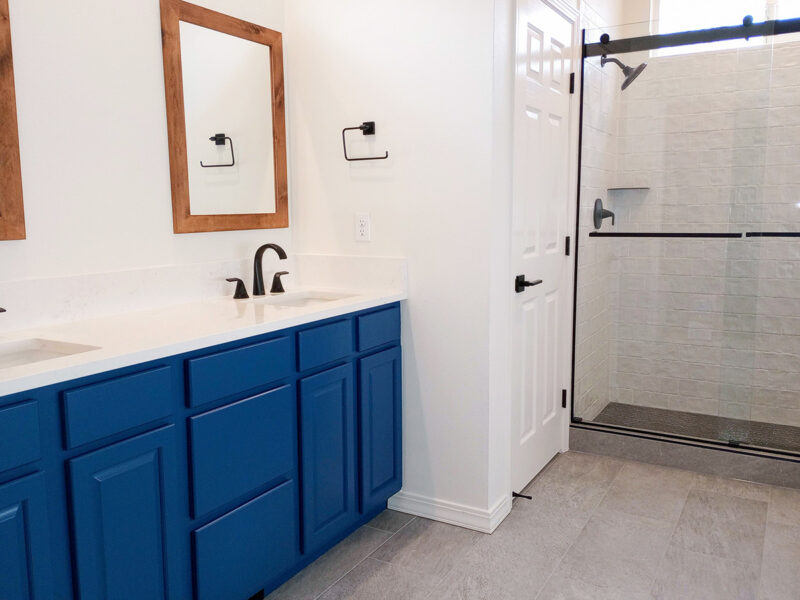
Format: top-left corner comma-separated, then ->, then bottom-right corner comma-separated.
573,6 -> 623,420
580,41 -> 800,427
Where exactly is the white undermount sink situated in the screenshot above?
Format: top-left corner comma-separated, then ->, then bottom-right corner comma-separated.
247,290 -> 355,308
0,338 -> 100,370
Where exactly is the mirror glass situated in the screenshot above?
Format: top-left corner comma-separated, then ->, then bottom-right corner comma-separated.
179,22 -> 276,216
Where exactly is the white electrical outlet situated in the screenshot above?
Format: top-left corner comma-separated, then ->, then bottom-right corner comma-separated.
355,213 -> 372,242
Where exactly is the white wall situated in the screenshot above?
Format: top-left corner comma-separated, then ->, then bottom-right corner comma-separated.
1,0 -> 289,284
286,0 -> 501,518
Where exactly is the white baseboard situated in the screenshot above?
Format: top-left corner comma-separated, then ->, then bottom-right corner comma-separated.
387,490 -> 512,534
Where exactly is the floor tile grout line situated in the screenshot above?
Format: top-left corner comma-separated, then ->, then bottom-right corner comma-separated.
654,480 -> 771,595
752,494 -> 771,596
647,485 -> 694,596
533,458 -> 626,600
310,514 -> 418,600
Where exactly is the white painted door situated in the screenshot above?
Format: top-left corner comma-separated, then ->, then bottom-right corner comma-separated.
510,0 -> 576,493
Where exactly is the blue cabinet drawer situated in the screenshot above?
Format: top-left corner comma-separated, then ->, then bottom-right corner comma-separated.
187,336 -> 292,408
357,306 -> 400,351
297,319 -> 354,372
189,385 -> 296,517
63,366 -> 173,449
0,401 -> 41,473
194,479 -> 299,600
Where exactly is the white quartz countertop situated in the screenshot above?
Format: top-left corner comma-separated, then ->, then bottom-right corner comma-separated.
0,288 -> 406,398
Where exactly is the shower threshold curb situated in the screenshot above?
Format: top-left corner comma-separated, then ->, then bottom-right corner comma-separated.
570,423 -> 800,489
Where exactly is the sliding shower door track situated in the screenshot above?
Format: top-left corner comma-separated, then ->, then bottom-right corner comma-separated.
570,420 -> 800,463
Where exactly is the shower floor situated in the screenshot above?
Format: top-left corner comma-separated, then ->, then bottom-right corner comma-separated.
593,402 -> 800,454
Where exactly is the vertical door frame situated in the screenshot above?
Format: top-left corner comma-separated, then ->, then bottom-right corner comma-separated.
562,3 -> 582,450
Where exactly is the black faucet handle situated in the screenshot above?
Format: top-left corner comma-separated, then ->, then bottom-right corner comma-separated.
0,307 -> 6,313
270,271 -> 289,294
226,278 -> 250,299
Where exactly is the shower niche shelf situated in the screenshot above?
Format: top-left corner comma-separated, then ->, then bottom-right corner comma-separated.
607,186 -> 650,192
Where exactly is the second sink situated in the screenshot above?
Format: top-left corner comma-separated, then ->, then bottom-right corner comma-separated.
247,291 -> 355,308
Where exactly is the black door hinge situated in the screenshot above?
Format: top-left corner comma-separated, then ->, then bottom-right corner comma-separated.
569,72 -> 575,94
565,236 -> 571,256
562,389 -> 567,409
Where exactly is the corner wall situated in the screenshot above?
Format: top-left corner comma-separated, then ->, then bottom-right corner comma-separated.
573,0 -> 625,420
286,0 -> 500,522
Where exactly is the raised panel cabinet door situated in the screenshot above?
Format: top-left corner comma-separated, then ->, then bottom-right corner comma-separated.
358,346 -> 402,514
69,426 -> 180,600
0,473 -> 53,600
299,363 -> 358,555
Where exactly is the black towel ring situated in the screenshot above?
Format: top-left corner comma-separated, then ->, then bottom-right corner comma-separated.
200,133 -> 235,168
342,121 -> 389,162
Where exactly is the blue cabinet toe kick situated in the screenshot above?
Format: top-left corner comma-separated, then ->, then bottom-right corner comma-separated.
0,302 -> 402,599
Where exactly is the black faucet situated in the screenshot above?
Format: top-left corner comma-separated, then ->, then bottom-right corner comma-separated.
253,243 -> 287,296
0,307 -> 5,313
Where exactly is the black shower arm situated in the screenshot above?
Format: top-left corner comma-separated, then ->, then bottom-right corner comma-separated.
600,56 -> 625,69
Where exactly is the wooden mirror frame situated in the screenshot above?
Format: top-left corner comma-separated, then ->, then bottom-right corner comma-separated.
160,0 -> 288,234
0,0 -> 25,240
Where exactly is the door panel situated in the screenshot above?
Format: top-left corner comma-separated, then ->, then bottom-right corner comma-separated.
511,0 -> 576,492
359,346 -> 402,514
299,364 -> 357,555
0,474 -> 52,600
69,426 -> 179,600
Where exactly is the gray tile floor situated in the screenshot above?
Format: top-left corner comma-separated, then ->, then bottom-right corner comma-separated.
267,451 -> 800,600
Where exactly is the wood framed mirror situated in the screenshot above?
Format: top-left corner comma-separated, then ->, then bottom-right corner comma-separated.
0,0 -> 25,240
160,0 -> 288,234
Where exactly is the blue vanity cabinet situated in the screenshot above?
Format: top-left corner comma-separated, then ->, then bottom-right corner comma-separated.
359,345 -> 403,515
0,301 -> 403,600
0,473 -> 53,600
299,363 -> 359,555
68,425 -> 181,600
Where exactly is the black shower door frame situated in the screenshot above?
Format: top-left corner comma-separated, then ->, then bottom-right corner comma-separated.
569,16 -> 800,461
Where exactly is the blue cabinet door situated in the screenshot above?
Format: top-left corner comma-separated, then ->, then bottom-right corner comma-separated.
299,364 -> 358,555
0,473 -> 53,600
359,346 -> 403,514
69,426 -> 181,600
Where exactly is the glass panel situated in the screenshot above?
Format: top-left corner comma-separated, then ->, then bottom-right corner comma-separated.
575,21 -> 800,454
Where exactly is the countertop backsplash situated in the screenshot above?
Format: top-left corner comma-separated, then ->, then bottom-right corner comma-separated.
0,254 -> 407,335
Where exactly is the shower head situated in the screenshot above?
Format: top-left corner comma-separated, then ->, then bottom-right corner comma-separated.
601,55 -> 647,90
